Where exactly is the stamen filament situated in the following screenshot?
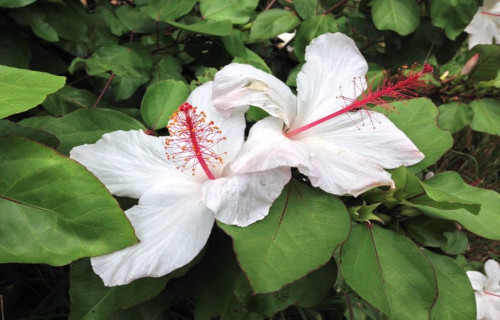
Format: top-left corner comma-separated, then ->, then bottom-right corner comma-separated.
185,112 -> 216,180
285,64 -> 432,138
485,291 -> 500,298
482,11 -> 500,17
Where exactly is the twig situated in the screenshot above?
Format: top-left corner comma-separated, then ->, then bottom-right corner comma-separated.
323,0 -> 348,14
264,0 -> 277,11
92,73 -> 115,108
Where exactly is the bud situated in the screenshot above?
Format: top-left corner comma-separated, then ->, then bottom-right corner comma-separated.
461,53 -> 479,75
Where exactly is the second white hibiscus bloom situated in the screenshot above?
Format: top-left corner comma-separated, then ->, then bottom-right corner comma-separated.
213,32 -> 425,197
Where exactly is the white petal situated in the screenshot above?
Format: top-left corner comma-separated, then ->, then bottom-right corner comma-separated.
482,295 -> 500,320
468,271 -> 488,291
475,293 -> 487,320
229,117 -> 312,174
294,33 -> 368,129
465,8 -> 499,49
485,259 -> 500,289
70,130 -> 178,198
297,135 -> 394,196
185,82 -> 246,177
307,111 -> 424,168
213,63 -> 297,127
91,179 -> 214,286
201,167 -> 291,227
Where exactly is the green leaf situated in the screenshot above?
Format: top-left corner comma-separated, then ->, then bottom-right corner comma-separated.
166,19 -> 233,36
249,260 -> 338,317
69,259 -> 168,320
137,0 -> 196,21
0,65 -> 66,119
437,102 -> 473,133
200,0 -> 258,24
371,0 -> 420,35
140,80 -> 190,130
69,44 -> 153,78
150,56 -> 185,84
408,171 -> 500,240
22,108 -> 146,155
429,0 -> 477,40
294,15 -> 338,61
0,119 -> 59,148
339,224 -> 437,320
0,137 -> 137,265
9,9 -> 59,42
219,181 -> 350,294
405,216 -> 456,247
115,5 -> 157,33
441,231 -> 468,255
222,30 -> 271,72
0,0 -> 36,7
377,98 -> 453,173
293,0 -> 318,19
469,45 -> 500,81
424,250 -> 476,320
469,99 -> 500,135
249,9 -> 300,42
40,2 -> 89,43
42,86 -> 103,116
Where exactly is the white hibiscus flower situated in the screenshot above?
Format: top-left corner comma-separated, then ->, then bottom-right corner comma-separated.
467,259 -> 500,320
70,82 -> 290,286
465,0 -> 500,49
212,32 -> 426,197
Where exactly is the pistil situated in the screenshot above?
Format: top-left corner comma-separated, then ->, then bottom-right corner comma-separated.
285,64 -> 433,138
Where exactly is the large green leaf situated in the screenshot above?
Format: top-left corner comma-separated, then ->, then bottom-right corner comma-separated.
20,108 -> 146,155
0,65 -> 65,119
424,250 -> 476,320
69,259 -> 169,320
0,137 -> 137,265
407,171 -> 500,240
294,15 -> 338,61
136,0 -> 195,21
469,99 -> 500,135
429,0 -> 477,40
437,102 -> 473,133
371,0 -> 419,35
219,181 -> 350,294
377,98 -> 453,173
200,0 -> 258,24
249,9 -> 300,42
42,86 -> 103,116
140,80 -> 189,130
0,119 -> 59,148
339,224 -> 437,320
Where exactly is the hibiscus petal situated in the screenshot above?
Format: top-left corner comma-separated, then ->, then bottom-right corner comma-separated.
297,135 -> 394,196
229,117 -> 312,174
467,270 -> 487,291
91,179 -> 214,286
70,130 -> 179,199
294,33 -> 368,129
309,111 -> 424,168
465,8 -> 499,49
201,167 -> 291,227
484,259 -> 500,289
213,63 -> 297,127
187,82 -> 246,171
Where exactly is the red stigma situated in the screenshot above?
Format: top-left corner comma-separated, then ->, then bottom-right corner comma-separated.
285,63 -> 432,138
165,102 -> 227,180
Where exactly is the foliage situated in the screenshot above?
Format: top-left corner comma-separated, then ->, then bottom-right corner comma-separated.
0,0 -> 499,319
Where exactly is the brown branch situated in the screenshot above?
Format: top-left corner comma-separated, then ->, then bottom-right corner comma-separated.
92,73 -> 115,108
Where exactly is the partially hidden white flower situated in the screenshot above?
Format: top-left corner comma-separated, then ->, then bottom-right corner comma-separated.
467,259 -> 500,320
70,82 -> 290,286
212,32 -> 424,197
465,0 -> 500,49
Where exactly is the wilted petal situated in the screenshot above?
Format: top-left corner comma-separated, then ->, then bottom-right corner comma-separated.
91,179 -> 214,286
213,63 -> 297,127
230,117 -> 311,174
70,130 -> 177,199
294,33 -> 368,129
297,135 -> 394,196
309,111 -> 424,168
201,167 -> 291,227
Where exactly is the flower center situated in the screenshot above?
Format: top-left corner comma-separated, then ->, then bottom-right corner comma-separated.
165,102 -> 226,180
285,64 -> 433,138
